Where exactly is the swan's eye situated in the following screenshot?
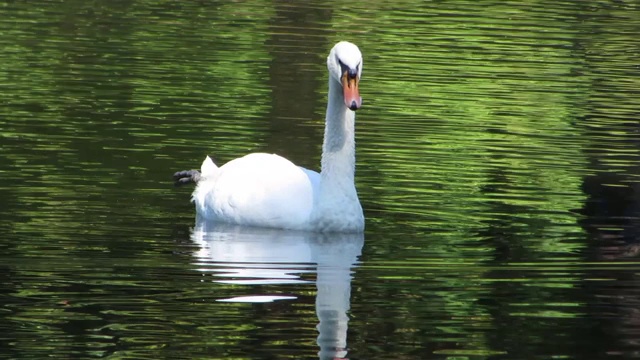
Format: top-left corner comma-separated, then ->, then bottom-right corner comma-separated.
338,59 -> 358,79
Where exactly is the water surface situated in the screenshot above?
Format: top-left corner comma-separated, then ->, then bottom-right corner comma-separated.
1,1 -> 640,359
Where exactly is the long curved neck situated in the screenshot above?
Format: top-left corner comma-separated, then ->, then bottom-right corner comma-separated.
320,78 -> 356,188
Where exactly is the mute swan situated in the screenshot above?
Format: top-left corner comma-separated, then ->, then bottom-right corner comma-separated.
174,41 -> 364,232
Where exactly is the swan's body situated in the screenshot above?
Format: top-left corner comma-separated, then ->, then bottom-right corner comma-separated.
189,41 -> 364,232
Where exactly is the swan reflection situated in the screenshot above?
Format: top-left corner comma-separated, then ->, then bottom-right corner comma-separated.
190,217 -> 364,359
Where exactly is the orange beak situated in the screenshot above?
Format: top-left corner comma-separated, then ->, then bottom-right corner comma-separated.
341,71 -> 361,111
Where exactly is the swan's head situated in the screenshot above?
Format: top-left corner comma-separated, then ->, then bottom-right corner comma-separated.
327,41 -> 363,111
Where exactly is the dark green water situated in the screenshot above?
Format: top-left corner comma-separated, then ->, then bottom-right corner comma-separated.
1,1 -> 640,359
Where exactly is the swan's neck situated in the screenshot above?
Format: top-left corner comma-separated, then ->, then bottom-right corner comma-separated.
320,78 -> 356,190
312,76 -> 363,232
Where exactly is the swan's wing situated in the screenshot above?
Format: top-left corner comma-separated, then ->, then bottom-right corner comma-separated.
193,153 -> 318,229
299,166 -> 321,191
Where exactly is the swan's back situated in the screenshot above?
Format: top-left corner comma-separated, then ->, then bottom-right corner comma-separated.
192,153 -> 320,230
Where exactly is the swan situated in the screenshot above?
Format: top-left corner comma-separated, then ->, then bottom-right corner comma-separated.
174,41 -> 364,232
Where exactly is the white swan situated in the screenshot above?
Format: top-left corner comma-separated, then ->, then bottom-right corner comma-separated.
178,41 -> 364,232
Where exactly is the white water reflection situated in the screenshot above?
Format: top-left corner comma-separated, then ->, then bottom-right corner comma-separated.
190,216 -> 364,360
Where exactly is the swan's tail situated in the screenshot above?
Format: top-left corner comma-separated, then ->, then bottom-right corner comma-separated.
173,156 -> 218,186
200,156 -> 218,177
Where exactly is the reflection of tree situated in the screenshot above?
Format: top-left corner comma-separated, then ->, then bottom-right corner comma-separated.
578,83 -> 640,358
582,176 -> 640,260
352,1 -> 637,358
358,0 -> 589,252
263,3 -> 333,167
580,172 -> 640,357
474,167 -> 585,358
478,1 -> 640,356
576,1 -> 640,358
0,0 -> 278,239
0,1 -> 281,358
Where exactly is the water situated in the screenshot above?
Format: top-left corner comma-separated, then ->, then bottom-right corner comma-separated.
1,0 -> 640,358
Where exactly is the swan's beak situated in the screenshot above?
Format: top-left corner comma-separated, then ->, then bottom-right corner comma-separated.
341,70 -> 361,111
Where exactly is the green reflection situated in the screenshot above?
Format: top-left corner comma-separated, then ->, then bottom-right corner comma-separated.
1,0 -> 640,359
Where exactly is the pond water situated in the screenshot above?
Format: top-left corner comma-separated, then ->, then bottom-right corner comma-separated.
2,1 -> 640,359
